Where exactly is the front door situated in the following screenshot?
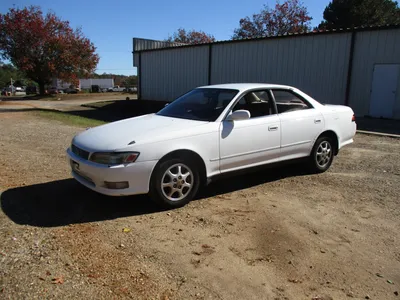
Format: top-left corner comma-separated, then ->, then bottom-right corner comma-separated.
369,64 -> 399,118
219,90 -> 281,173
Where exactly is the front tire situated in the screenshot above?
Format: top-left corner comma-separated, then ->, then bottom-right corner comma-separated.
149,158 -> 200,208
309,136 -> 334,173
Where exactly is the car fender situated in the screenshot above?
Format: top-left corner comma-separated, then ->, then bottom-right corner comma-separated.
117,132 -> 221,178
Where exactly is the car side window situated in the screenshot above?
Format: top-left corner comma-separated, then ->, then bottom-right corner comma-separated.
271,90 -> 312,114
237,98 -> 246,105
232,90 -> 275,118
217,91 -> 238,108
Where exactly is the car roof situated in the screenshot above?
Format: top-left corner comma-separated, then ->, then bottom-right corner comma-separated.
196,83 -> 294,91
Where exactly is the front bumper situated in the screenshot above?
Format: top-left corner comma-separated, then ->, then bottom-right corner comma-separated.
66,148 -> 157,196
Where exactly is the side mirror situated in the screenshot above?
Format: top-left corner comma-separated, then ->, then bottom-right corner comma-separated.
226,110 -> 251,121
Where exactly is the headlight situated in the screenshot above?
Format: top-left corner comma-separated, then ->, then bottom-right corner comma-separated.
89,152 -> 140,165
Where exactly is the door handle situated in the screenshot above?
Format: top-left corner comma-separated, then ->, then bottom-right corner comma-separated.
268,125 -> 278,131
314,119 -> 321,124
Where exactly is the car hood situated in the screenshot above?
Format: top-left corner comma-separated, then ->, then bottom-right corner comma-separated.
72,114 -> 209,151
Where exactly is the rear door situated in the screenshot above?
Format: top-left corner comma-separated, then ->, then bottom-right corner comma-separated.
271,89 -> 324,160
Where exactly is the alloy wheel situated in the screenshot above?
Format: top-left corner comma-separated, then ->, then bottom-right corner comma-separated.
316,141 -> 332,168
161,163 -> 194,201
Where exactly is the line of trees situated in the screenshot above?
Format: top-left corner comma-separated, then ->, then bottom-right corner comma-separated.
166,0 -> 400,44
92,73 -> 138,87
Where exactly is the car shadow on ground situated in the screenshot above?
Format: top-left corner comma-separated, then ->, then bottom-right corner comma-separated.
0,100 -> 168,123
200,162 -> 310,198
0,180 -> 162,227
68,100 -> 168,122
356,117 -> 400,135
63,108 -> 128,122
0,163 -> 309,228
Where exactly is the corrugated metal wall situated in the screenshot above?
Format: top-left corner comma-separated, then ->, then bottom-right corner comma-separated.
211,33 -> 352,105
140,46 -> 209,101
138,33 -> 352,104
349,29 -> 400,118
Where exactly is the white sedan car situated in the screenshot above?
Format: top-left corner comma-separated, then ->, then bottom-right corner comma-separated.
67,83 -> 356,207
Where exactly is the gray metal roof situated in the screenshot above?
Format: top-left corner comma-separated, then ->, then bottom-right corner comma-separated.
133,38 -> 187,52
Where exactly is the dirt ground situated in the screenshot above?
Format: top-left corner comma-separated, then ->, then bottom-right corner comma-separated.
0,110 -> 399,300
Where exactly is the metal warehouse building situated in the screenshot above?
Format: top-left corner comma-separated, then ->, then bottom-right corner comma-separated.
133,25 -> 400,119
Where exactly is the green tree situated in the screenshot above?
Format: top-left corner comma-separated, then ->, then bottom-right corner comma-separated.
318,0 -> 400,29
92,72 -> 135,86
123,76 -> 138,87
0,62 -> 24,88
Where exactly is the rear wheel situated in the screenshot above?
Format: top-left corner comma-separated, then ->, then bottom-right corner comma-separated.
309,136 -> 334,173
149,158 -> 200,208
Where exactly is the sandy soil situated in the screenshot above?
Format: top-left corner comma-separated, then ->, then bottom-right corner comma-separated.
0,111 -> 399,300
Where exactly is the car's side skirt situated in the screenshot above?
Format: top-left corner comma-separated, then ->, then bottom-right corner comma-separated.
206,156 -> 309,185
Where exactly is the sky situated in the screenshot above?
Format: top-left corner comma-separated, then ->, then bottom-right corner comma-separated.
0,0 -> 330,76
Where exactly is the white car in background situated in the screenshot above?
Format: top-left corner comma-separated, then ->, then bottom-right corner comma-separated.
107,85 -> 125,92
67,83 -> 356,208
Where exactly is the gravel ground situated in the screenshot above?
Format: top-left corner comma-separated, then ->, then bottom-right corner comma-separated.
0,110 -> 399,300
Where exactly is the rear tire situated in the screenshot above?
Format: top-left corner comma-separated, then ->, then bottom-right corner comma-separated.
309,136 -> 334,173
149,158 -> 200,208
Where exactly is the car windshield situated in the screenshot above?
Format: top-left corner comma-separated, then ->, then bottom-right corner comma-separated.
156,88 -> 239,122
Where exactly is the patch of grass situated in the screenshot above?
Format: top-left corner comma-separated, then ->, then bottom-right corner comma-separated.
35,110 -> 107,127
